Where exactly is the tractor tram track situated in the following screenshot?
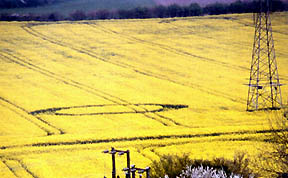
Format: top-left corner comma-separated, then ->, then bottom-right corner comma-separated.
137,134 -> 264,162
0,95 -> 64,135
0,128 -> 277,178
29,103 -> 188,126
0,129 -> 278,171
20,25 -> 183,127
0,49 -> 180,127
0,17 -> 287,178
0,128 -> 279,152
86,24 -> 247,104
0,130 -> 272,178
0,101 -> 54,136
2,158 -> 39,178
90,23 -> 248,72
23,24 -> 246,105
84,23 -> 248,104
89,23 -> 288,99
2,160 -> 19,178
91,21 -> 288,82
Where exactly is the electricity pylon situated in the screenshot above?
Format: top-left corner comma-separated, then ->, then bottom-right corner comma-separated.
247,0 -> 283,111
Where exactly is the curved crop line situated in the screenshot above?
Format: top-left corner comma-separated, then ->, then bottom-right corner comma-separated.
137,133 -> 274,161
4,27 -> 173,126
0,50 -> 176,127
0,102 -> 53,136
29,104 -> 188,116
0,96 -> 64,135
141,136 -> 261,151
91,23 -> 248,72
23,24 -> 245,105
53,110 -> 163,116
2,27 -> 190,127
0,129 -> 280,151
138,136 -> 260,160
21,25 -> 130,69
85,24 -> 246,104
91,23 -> 288,90
0,133 -> 269,159
135,68 -> 245,104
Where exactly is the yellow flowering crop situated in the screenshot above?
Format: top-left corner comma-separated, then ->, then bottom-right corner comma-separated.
0,12 -> 287,177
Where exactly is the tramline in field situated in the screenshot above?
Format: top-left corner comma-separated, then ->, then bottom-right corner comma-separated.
0,11 -> 287,178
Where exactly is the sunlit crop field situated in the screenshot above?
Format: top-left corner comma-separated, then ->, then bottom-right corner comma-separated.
0,12 -> 287,178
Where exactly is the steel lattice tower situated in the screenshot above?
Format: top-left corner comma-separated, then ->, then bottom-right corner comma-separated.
247,0 -> 283,111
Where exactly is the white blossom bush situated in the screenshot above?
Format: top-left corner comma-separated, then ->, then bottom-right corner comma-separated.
163,165 -> 255,178
151,153 -> 257,178
177,165 -> 244,178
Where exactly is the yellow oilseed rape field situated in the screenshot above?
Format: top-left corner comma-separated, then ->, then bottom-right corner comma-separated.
0,12 -> 288,178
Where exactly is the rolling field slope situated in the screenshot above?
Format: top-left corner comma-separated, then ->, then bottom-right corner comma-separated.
0,12 -> 288,177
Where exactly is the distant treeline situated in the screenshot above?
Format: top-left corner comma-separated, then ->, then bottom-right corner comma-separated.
0,0 -> 59,8
1,0 -> 287,21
